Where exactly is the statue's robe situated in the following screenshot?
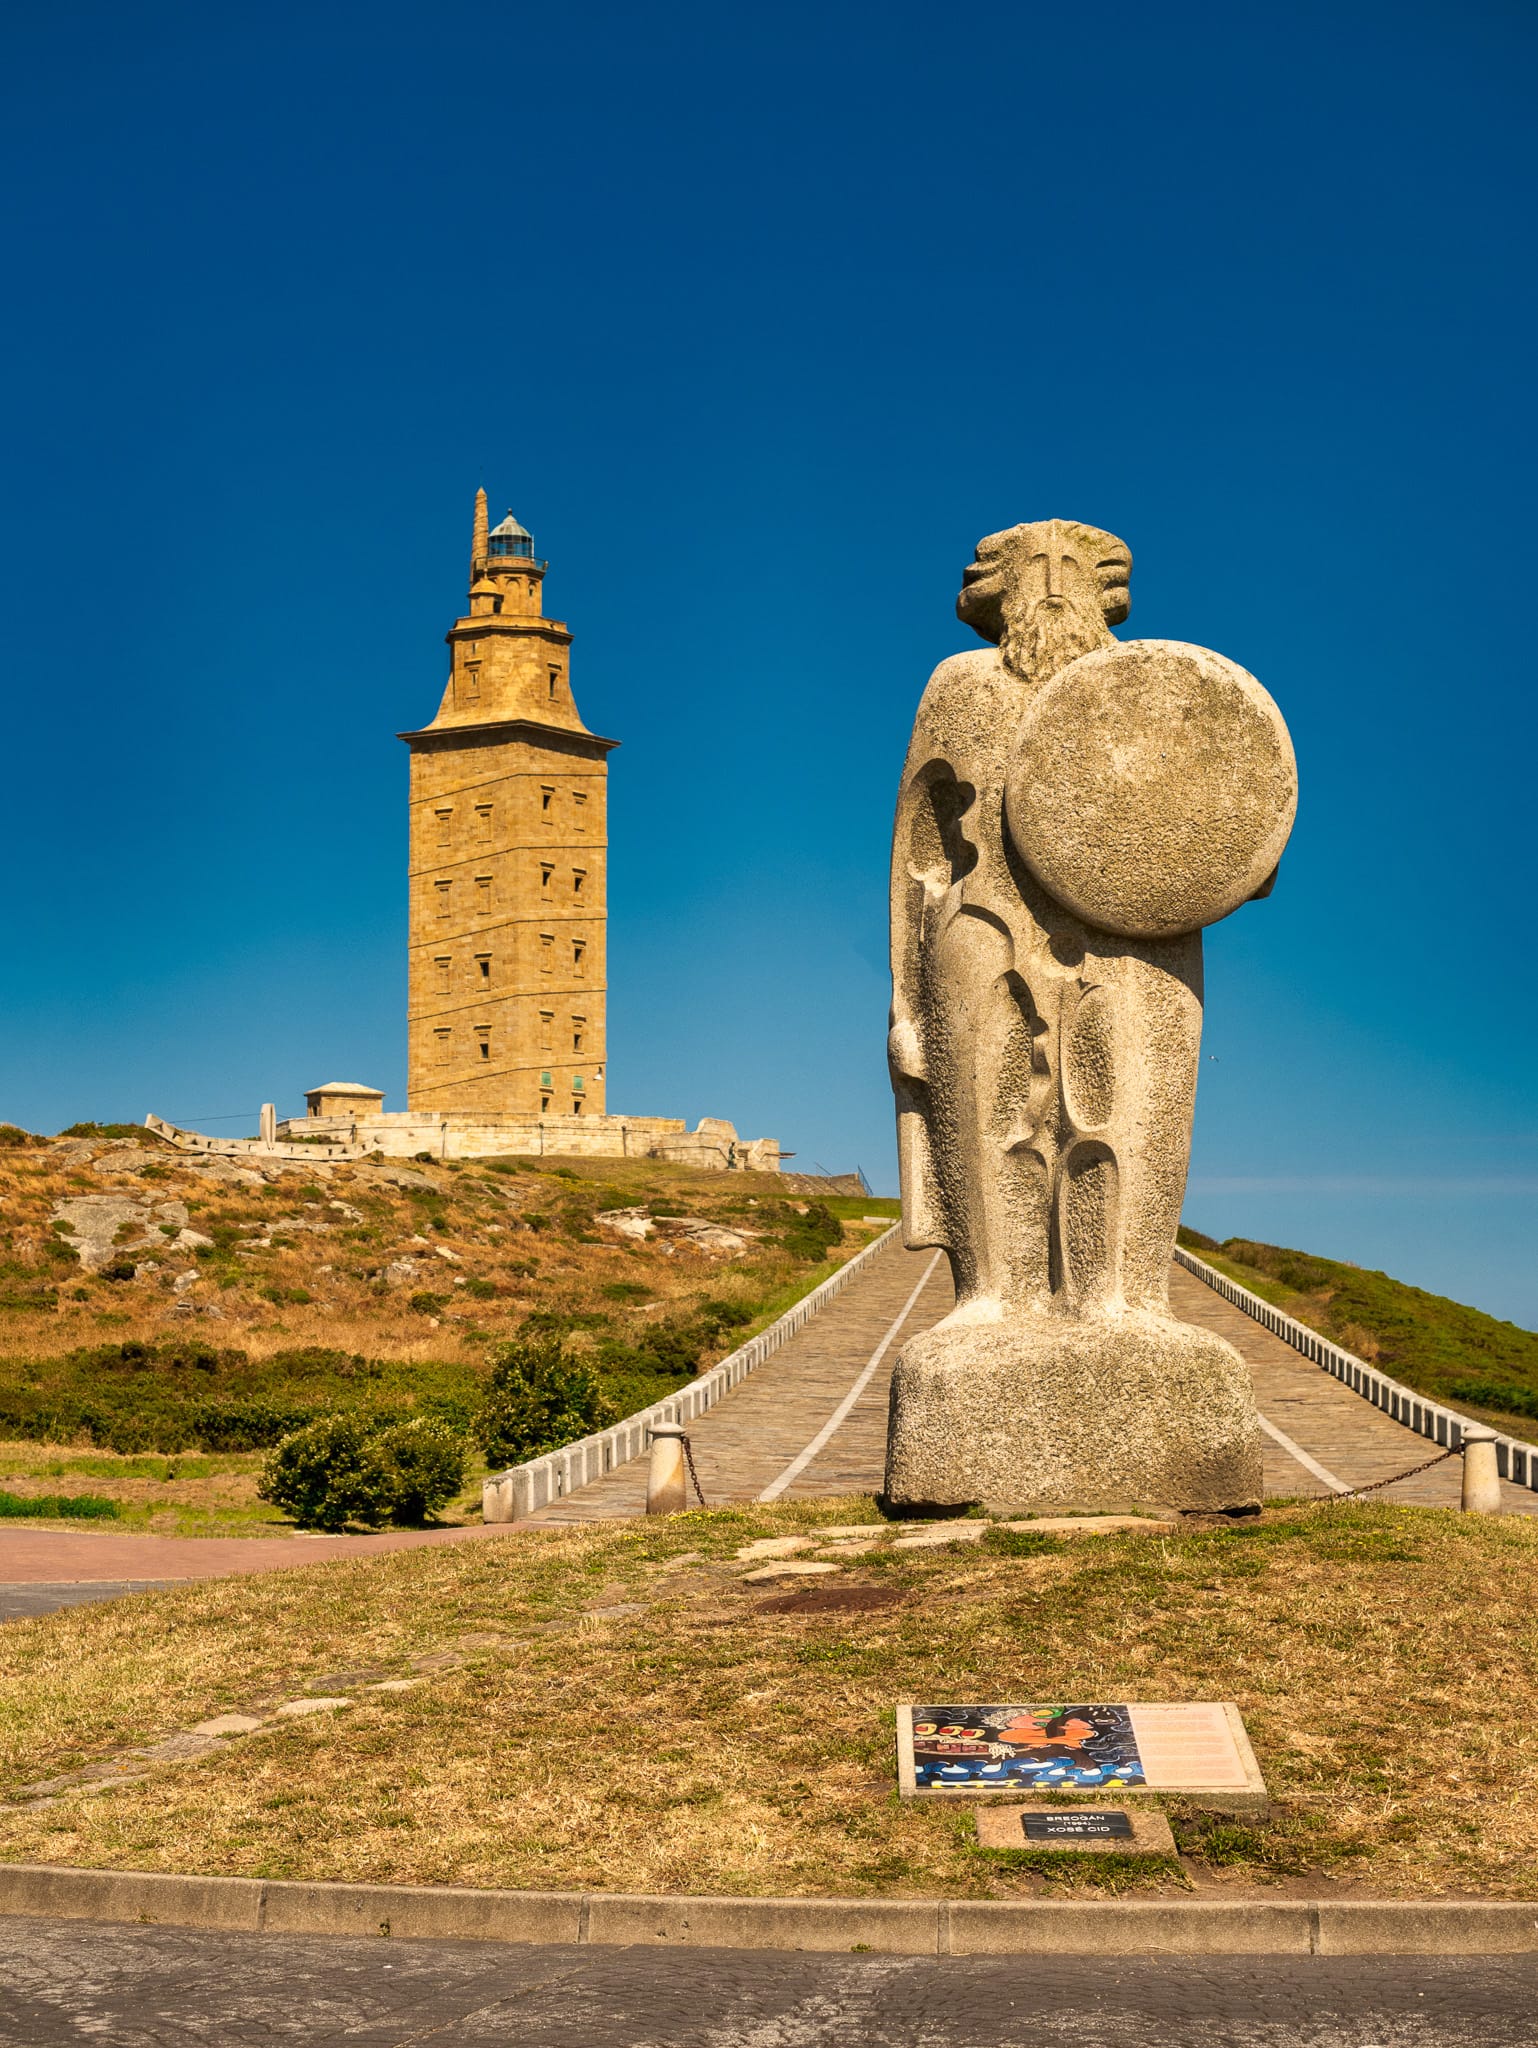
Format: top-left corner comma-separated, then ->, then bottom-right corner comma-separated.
888,644 -> 1204,1327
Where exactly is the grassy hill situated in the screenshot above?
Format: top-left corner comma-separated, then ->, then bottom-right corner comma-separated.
1178,1226 -> 1538,1434
0,1123 -> 895,1532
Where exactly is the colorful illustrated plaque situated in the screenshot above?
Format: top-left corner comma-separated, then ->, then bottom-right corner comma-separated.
895,1701 -> 1265,1804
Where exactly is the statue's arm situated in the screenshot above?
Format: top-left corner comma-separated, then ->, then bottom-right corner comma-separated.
888,669 -> 954,1084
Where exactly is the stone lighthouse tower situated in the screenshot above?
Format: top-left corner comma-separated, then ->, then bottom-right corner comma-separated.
399,491 -> 617,1117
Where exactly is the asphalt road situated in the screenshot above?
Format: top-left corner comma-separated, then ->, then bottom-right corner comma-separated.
1,1920 -> 1533,2046
0,1583 -> 174,1623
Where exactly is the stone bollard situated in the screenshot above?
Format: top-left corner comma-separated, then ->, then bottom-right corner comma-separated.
1460,1424 -> 1503,1513
646,1421 -> 688,1516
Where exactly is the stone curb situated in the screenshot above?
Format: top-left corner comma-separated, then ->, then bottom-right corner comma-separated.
2,1866 -> 1536,1954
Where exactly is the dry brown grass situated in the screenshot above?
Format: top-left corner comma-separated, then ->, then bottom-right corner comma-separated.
0,1139 -> 872,1361
2,1498 -> 1536,1899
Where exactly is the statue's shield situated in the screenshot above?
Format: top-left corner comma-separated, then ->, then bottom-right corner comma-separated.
1005,639 -> 1297,939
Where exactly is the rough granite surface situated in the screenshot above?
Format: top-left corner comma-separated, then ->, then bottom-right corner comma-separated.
885,519 -> 1295,1512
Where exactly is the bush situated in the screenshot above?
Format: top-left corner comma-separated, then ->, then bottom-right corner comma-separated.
0,1124 -> 37,1148
1176,1225 -> 1221,1253
99,1258 -> 139,1283
258,1413 -> 395,1531
368,1417 -> 468,1524
779,1201 -> 842,1264
408,1291 -> 448,1316
477,1332 -> 615,1469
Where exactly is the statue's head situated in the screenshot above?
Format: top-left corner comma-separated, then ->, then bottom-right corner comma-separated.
958,520 -> 1132,678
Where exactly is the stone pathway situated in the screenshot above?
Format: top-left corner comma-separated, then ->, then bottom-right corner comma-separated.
527,1243 -> 956,1521
529,1238 -> 1538,1520
1167,1264 -> 1538,1513
0,1924 -> 1533,2047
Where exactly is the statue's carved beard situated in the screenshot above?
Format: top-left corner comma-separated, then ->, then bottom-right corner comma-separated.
1000,593 -> 1108,683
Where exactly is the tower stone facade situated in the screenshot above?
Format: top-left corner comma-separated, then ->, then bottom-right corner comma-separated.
400,492 -> 616,1116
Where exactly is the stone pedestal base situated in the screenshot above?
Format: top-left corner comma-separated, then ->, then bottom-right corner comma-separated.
883,1311 -> 1263,1515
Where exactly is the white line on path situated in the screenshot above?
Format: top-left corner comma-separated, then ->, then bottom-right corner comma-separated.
1257,1412 -> 1350,1494
757,1252 -> 944,1503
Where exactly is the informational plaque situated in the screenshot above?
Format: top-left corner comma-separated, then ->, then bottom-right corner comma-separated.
895,1701 -> 1266,1810
1022,1810 -> 1132,1841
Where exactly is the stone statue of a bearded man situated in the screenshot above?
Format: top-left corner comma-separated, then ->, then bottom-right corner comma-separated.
885,520 -> 1296,1513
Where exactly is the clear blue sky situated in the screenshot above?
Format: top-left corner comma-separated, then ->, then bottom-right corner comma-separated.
2,1 -> 1535,1324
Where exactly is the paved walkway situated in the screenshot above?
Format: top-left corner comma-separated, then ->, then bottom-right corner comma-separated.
530,1238 -> 1538,1520
0,1520 -> 520,1601
0,1920 -> 1531,2046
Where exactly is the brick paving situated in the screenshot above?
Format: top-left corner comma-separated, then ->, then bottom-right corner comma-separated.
531,1237 -> 1538,1520
1,1920 -> 1534,2046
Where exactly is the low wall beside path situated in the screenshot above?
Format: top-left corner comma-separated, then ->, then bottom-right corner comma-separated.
482,1224 -> 904,1522
1175,1246 -> 1538,1498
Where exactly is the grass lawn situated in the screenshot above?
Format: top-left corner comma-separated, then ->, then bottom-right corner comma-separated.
2,1497 -> 1536,1899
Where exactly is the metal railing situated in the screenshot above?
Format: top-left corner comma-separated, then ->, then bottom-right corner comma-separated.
1174,1245 -> 1537,1494
482,1222 -> 904,1521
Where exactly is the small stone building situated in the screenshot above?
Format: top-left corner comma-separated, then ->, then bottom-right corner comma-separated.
304,1082 -> 386,1121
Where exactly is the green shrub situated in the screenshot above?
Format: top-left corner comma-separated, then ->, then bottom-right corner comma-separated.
0,1124 -> 37,1148
0,1489 -> 118,1519
99,1258 -> 139,1283
409,1291 -> 448,1316
258,1413 -> 395,1531
1177,1224 -> 1221,1253
368,1418 -> 468,1524
463,1277 -> 498,1300
477,1332 -> 615,1469
779,1201 -> 842,1264
1449,1378 -> 1538,1421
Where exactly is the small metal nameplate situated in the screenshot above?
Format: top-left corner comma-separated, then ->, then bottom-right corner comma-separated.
1022,1810 -> 1133,1841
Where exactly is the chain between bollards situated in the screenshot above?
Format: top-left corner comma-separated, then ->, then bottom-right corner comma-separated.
1320,1425 -> 1504,1513
680,1432 -> 708,1509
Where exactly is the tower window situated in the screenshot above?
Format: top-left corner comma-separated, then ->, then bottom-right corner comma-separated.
474,804 -> 492,841
573,1075 -> 585,1093
474,874 -> 492,914
573,940 -> 586,975
465,663 -> 481,703
540,1071 -> 553,1088
541,1095 -> 551,1113
433,1028 -> 451,1064
539,933 -> 554,972
540,863 -> 554,890
491,596 -> 503,614
434,807 -> 452,847
548,668 -> 559,699
573,1098 -> 583,1115
573,792 -> 588,830
434,956 -> 452,995
434,880 -> 451,918
572,868 -> 586,895
476,1028 -> 491,1062
539,1009 -> 554,1050
476,954 -> 491,986
540,786 -> 554,819
572,1017 -> 584,1053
